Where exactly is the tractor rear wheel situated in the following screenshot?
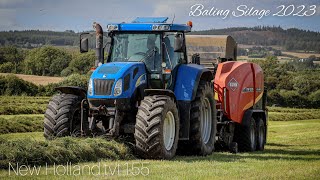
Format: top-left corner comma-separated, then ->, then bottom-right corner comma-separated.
134,95 -> 179,159
44,93 -> 83,139
234,117 -> 257,152
188,81 -> 217,155
256,118 -> 265,151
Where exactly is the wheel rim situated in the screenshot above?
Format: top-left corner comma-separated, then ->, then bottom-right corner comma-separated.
200,97 -> 212,144
163,111 -> 175,151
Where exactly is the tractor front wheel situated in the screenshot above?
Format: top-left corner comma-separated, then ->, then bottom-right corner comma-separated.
44,93 -> 83,139
134,95 -> 179,159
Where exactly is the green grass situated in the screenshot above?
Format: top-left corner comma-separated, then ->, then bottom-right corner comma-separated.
0,120 -> 319,179
0,114 -> 43,134
0,132 -> 43,141
0,96 -> 49,115
0,96 -> 319,178
268,107 -> 320,121
0,136 -> 132,170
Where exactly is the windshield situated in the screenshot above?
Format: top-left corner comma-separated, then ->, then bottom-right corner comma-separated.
109,33 -> 161,71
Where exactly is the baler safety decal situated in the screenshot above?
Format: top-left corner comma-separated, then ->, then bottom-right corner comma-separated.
228,78 -> 238,91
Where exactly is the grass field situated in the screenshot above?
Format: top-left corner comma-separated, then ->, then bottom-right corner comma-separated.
0,73 -> 63,85
0,120 -> 318,179
0,96 -> 319,179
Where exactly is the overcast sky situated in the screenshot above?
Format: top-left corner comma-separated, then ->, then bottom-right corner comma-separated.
0,0 -> 319,32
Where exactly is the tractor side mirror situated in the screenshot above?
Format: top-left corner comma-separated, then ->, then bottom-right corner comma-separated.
80,32 -> 90,53
174,34 -> 184,52
80,38 -> 89,53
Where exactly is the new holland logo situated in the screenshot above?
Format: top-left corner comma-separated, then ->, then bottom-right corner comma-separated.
228,78 -> 238,91
103,74 -> 107,78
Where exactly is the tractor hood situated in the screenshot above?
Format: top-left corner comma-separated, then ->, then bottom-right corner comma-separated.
88,62 -> 147,99
92,62 -> 143,79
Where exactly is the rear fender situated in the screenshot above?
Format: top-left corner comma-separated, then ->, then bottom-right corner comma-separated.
174,64 -> 213,101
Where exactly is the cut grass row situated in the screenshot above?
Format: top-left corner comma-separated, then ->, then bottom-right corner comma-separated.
0,115 -> 43,134
0,136 -> 132,169
1,96 -> 319,116
0,96 -> 49,115
0,108 -> 319,135
0,120 -> 319,179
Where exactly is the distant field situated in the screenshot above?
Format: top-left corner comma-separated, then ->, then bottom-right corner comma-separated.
238,56 -> 292,63
0,73 -> 63,85
282,51 -> 320,58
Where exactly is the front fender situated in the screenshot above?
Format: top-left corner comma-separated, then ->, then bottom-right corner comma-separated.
55,86 -> 87,99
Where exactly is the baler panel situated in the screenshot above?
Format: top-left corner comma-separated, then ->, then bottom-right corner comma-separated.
214,61 -> 264,123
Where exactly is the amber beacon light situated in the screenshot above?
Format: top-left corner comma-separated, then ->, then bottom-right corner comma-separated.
187,21 -> 193,28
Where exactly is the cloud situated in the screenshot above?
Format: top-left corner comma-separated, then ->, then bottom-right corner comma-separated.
0,9 -> 19,30
0,0 -> 319,31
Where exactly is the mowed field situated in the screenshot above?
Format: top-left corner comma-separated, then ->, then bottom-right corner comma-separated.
0,73 -> 63,85
0,96 -> 319,179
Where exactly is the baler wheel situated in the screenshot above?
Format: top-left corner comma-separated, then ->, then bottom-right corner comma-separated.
134,95 -> 179,159
234,117 -> 257,152
189,81 -> 217,155
256,118 -> 265,151
44,93 -> 82,139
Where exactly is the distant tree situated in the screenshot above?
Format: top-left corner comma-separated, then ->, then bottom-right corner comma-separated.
61,50 -> 95,76
0,46 -> 24,73
24,46 -> 71,76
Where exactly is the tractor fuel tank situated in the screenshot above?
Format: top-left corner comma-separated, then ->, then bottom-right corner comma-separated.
214,61 -> 264,123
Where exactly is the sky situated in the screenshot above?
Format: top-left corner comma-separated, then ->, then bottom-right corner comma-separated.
0,0 -> 319,32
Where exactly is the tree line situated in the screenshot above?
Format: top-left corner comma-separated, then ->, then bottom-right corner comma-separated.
1,26 -> 320,52
251,56 -> 320,108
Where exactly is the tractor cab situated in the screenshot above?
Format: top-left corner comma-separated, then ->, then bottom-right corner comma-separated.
80,17 -> 193,109
86,17 -> 191,91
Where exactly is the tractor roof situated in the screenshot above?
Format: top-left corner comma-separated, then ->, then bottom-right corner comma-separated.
107,17 -> 192,32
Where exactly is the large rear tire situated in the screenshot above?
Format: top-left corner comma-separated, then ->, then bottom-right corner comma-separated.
188,81 -> 217,155
134,95 -> 179,159
44,93 -> 83,139
234,117 -> 257,152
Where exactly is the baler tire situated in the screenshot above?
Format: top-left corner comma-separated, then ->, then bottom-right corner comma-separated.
44,93 -> 83,139
234,117 -> 257,152
188,81 -> 217,155
256,118 -> 265,151
134,95 -> 179,159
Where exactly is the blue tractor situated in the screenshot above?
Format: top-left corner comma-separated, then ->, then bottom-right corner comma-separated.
44,17 -> 216,159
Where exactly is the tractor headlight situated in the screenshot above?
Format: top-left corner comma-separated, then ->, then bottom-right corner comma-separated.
88,78 -> 93,96
114,79 -> 122,96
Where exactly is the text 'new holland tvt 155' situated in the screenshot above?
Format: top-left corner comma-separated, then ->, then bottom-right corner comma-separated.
44,17 -> 268,159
